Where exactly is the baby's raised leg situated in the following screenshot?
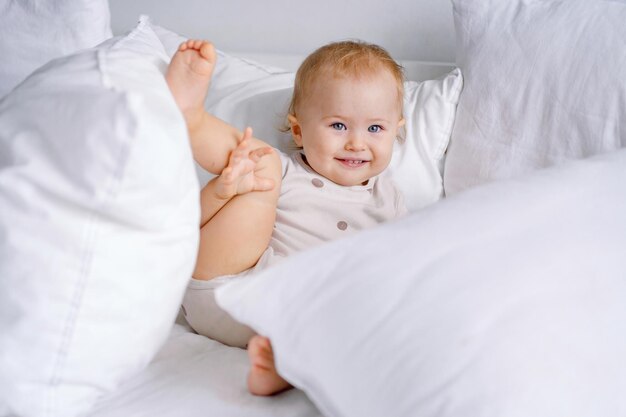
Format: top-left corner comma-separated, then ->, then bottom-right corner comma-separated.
167,41 -> 282,280
166,40 -> 215,131
166,39 -> 269,175
247,336 -> 292,396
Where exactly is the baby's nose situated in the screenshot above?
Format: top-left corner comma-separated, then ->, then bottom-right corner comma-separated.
345,133 -> 366,151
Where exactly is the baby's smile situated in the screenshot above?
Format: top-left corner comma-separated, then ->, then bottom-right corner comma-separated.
335,157 -> 370,168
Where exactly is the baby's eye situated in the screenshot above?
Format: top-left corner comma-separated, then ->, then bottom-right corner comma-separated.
331,122 -> 346,131
368,125 -> 383,133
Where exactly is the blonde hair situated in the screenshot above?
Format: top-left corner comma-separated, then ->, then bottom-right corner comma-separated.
286,40 -> 405,128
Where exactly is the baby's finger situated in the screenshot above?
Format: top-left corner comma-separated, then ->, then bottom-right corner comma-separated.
221,167 -> 233,182
232,145 -> 246,160
253,177 -> 275,192
239,126 -> 253,145
230,155 -> 241,167
233,140 -> 250,157
249,146 -> 274,162
236,139 -> 249,153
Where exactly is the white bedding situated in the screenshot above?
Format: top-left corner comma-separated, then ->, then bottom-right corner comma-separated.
217,147 -> 626,417
92,147 -> 626,417
90,314 -> 322,417
0,16 -> 458,416
1,1 -> 625,416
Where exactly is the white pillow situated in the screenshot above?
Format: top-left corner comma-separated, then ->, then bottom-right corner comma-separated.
216,148 -> 626,417
444,0 -> 626,194
0,0 -> 112,98
0,16 -> 199,417
152,25 -> 462,211
392,74 -> 462,208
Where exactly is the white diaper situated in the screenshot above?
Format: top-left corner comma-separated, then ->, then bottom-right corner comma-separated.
182,274 -> 254,349
181,247 -> 281,348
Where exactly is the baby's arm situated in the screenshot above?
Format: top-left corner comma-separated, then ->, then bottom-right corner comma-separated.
199,127 -> 275,227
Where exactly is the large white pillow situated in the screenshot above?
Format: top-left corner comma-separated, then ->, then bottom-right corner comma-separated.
216,149 -> 626,417
0,0 -> 112,98
0,16 -> 199,417
444,0 -> 626,194
152,25 -> 462,211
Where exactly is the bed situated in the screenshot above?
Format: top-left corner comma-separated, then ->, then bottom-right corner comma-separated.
1,1 -> 625,417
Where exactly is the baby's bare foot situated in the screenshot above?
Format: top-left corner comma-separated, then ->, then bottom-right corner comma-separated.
247,335 -> 292,396
165,40 -> 216,127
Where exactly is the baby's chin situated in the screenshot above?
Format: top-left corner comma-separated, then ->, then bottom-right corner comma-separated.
328,174 -> 372,187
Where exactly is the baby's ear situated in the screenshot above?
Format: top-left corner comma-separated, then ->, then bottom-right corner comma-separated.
288,114 -> 303,147
398,117 -> 406,128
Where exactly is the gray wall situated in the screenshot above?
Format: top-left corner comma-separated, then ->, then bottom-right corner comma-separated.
109,0 -> 456,63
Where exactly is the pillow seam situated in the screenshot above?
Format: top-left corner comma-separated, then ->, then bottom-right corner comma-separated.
46,44 -> 137,416
433,70 -> 464,161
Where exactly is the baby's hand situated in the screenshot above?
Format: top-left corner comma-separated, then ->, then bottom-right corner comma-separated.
215,127 -> 275,200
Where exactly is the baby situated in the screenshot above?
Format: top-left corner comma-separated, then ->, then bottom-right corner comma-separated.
166,39 -> 407,396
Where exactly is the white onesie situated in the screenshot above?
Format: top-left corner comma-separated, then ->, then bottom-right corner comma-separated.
182,150 -> 407,347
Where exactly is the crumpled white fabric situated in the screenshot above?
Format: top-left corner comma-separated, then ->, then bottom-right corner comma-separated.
0,0 -> 112,98
444,0 -> 626,194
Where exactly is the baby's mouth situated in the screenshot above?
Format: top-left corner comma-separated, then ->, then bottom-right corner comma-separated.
336,158 -> 369,168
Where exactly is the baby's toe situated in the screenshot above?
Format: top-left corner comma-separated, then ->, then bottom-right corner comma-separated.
199,42 -> 216,61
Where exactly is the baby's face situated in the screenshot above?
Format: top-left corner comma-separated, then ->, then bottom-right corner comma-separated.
290,69 -> 404,186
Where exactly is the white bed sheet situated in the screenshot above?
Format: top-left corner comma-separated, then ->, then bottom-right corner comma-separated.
90,313 -> 322,417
